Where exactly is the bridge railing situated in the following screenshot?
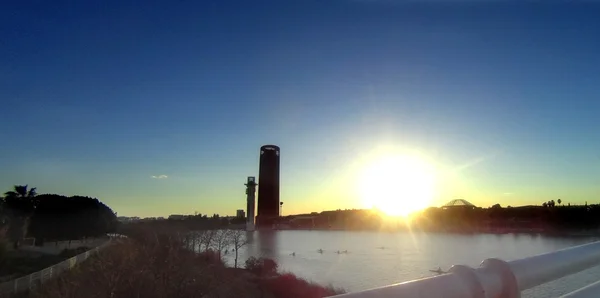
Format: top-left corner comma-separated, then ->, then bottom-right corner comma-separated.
327,241 -> 600,298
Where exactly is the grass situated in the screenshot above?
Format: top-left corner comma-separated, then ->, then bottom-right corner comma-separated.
25,229 -> 345,298
0,247 -> 87,282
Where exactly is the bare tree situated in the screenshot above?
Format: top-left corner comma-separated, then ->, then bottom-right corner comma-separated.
198,230 -> 216,252
229,230 -> 249,268
211,230 -> 232,259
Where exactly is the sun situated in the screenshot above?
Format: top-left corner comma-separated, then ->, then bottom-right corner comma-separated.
358,154 -> 436,217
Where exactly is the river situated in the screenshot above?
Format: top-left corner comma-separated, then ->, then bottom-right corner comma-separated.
222,230 -> 600,297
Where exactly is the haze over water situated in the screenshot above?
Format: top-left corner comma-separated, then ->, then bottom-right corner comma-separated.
224,230 -> 600,298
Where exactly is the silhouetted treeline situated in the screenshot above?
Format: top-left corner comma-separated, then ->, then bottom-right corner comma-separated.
1,185 -> 117,246
29,194 -> 118,242
413,204 -> 600,234
119,213 -> 242,234
277,204 -> 600,234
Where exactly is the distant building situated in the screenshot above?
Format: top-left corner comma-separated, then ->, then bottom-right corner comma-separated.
236,209 -> 245,218
168,214 -> 186,220
117,216 -> 140,223
257,145 -> 280,227
246,176 -> 257,231
442,199 -> 477,210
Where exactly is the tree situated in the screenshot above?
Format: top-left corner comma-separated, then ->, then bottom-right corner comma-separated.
198,230 -> 217,252
3,185 -> 37,247
28,194 -> 118,241
229,230 -> 249,268
211,230 -> 231,259
558,199 -> 562,206
245,257 -> 278,276
4,185 -> 37,210
0,226 -> 8,266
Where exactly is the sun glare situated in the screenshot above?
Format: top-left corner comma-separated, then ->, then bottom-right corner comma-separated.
359,154 -> 436,217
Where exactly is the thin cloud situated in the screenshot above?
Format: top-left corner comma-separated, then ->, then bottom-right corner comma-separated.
151,175 -> 168,179
453,149 -> 504,172
503,192 -> 514,196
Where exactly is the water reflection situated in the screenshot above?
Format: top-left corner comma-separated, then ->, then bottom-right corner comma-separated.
243,230 -> 280,260
253,230 -> 279,259
227,230 -> 600,298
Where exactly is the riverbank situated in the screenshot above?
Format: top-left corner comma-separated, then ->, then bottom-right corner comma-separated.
25,232 -> 344,298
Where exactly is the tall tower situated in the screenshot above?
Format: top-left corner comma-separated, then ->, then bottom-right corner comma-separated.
257,145 -> 280,228
245,176 -> 257,231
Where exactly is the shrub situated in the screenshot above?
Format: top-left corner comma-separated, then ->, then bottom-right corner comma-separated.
30,232 -> 249,298
197,249 -> 224,266
244,257 -> 278,276
28,226 -> 342,298
260,272 -> 345,298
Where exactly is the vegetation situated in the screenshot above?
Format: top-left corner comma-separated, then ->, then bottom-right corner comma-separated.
29,194 -> 117,242
230,229 -> 249,268
0,226 -> 9,268
270,202 -> 600,234
0,249 -> 84,282
245,256 -> 278,276
2,185 -> 37,248
123,213 -> 242,231
411,203 -> 600,234
127,200 -> 600,235
0,184 -> 118,284
27,227 -> 345,298
0,185 -> 118,246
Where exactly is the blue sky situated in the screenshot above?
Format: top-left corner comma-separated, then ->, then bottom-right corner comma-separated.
1,1 -> 599,217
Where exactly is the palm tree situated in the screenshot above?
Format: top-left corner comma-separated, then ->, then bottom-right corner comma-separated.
3,185 -> 37,248
4,185 -> 37,202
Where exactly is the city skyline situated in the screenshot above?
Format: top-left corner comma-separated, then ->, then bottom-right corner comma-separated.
2,1 -> 600,217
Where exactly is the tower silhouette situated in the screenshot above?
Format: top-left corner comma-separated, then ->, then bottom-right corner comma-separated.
257,145 -> 280,227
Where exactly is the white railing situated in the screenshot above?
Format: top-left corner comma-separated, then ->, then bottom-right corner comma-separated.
18,237 -> 109,255
0,234 -> 125,297
328,241 -> 600,298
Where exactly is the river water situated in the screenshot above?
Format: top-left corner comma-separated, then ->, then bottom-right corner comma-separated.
222,230 -> 600,297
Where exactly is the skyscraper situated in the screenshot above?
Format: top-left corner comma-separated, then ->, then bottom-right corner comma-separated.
257,145 -> 280,227
245,176 -> 257,231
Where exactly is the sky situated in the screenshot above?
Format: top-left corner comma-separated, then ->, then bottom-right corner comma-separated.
1,1 -> 599,217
